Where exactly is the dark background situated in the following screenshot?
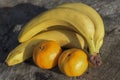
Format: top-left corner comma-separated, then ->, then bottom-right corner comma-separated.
0,0 -> 120,80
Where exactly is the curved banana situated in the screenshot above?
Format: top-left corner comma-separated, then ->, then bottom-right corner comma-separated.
18,8 -> 95,54
6,29 -> 85,66
58,2 -> 105,53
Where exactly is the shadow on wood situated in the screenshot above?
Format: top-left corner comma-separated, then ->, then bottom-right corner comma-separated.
0,3 -> 47,63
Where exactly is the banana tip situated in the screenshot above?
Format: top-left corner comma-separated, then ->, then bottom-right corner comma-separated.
5,60 -> 16,66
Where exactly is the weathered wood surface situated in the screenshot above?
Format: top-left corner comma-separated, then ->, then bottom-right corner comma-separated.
0,0 -> 120,80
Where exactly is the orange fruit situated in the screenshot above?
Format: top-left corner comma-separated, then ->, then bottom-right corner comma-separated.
33,40 -> 62,69
58,48 -> 88,77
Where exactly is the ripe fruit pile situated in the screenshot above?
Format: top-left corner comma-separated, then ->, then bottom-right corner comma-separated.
5,2 -> 105,77
33,40 -> 88,77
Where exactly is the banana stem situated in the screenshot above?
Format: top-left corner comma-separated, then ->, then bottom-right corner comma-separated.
89,54 -> 102,67
87,38 -> 96,55
87,38 -> 102,67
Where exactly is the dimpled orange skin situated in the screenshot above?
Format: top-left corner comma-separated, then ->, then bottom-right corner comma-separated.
33,40 -> 62,69
58,48 -> 88,77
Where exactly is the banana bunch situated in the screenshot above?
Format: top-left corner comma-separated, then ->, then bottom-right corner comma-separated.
5,2 -> 104,66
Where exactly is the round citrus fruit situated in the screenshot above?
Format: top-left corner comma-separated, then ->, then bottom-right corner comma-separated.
58,48 -> 88,77
33,40 -> 62,69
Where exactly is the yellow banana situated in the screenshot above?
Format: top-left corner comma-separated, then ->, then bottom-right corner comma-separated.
58,2 -> 105,53
18,8 -> 95,55
6,29 -> 85,66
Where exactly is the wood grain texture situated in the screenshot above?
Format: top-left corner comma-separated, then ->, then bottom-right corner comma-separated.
0,0 -> 120,80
